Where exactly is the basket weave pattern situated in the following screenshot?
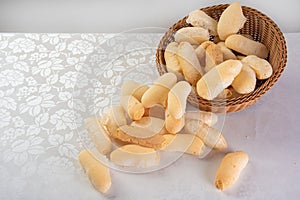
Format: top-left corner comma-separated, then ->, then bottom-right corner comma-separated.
156,4 -> 287,113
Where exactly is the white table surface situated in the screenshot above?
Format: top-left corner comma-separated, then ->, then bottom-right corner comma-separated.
0,32 -> 299,200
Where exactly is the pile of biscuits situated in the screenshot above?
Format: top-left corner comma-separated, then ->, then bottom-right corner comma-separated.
79,73 -> 247,193
80,73 -> 226,186
78,2 -> 254,196
165,2 -> 273,100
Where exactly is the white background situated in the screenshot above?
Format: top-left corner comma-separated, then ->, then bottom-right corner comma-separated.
0,0 -> 299,33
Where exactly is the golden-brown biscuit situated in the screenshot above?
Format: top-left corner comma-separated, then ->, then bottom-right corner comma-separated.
167,81 -> 191,119
161,134 -> 206,156
186,10 -> 218,35
100,106 -> 127,135
141,73 -> 177,108
120,95 -> 145,121
111,125 -> 166,149
85,117 -> 113,155
184,110 -> 218,126
175,27 -> 210,45
78,150 -> 111,193
184,119 -> 227,151
204,43 -> 224,72
131,117 -> 167,134
165,110 -> 185,134
217,42 -> 236,61
177,42 -> 204,85
242,55 -> 273,79
121,81 -> 149,101
110,144 -> 160,168
164,42 -> 185,81
215,151 -> 249,190
196,60 -> 242,100
217,2 -> 247,40
225,34 -> 269,59
232,63 -> 256,94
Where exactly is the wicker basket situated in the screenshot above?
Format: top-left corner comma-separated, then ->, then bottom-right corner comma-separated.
156,4 -> 287,113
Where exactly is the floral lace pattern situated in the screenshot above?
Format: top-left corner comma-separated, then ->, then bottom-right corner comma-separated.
0,33 -> 163,199
0,33 -> 298,200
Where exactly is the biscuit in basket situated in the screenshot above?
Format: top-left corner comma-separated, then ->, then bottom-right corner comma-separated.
232,63 -> 256,94
186,9 -> 218,35
242,55 -> 273,79
175,27 -> 209,45
225,34 -> 269,59
196,60 -> 242,100
217,2 -> 247,40
204,43 -> 223,72
217,42 -> 236,61
164,42 -> 185,81
177,42 -> 204,85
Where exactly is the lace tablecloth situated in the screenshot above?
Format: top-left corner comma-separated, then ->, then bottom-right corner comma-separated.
0,33 -> 299,200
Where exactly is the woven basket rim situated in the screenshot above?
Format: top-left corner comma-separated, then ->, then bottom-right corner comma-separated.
155,4 -> 287,113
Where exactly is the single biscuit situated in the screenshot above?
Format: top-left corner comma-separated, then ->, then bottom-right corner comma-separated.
78,150 -> 111,193
196,60 -> 243,100
204,43 -> 224,72
141,73 -> 177,108
184,110 -> 218,126
175,27 -> 210,45
215,151 -> 249,190
232,63 -> 256,94
217,2 -> 247,40
217,42 -> 236,61
85,117 -> 113,155
225,34 -> 269,59
177,42 -> 204,85
167,81 -> 192,119
111,125 -> 166,149
184,119 -> 227,151
242,55 -> 273,79
186,9 -> 218,35
110,144 -> 160,168
161,134 -> 206,156
165,110 -> 185,134
120,95 -> 145,121
121,81 -> 149,101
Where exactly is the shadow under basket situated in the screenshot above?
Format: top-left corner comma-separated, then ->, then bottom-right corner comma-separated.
156,4 -> 287,113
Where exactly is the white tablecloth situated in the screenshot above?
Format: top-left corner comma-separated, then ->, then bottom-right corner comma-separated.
0,33 -> 299,200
